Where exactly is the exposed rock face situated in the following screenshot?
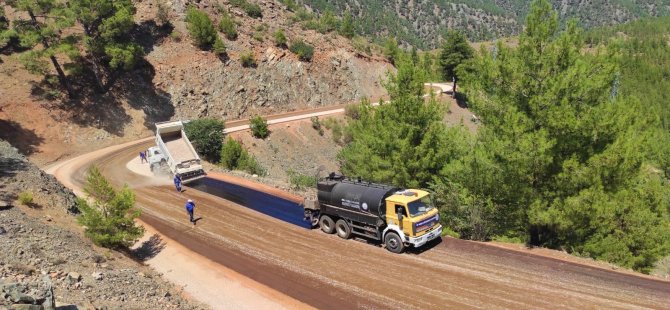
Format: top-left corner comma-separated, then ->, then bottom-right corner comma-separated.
151,44 -> 390,121
0,141 -> 77,214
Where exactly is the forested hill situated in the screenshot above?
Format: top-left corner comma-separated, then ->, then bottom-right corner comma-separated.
284,0 -> 670,48
336,0 -> 670,274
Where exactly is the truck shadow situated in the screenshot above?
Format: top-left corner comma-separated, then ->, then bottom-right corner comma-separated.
405,238 -> 443,255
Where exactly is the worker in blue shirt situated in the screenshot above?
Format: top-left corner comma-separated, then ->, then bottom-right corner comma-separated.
185,199 -> 195,225
173,174 -> 182,192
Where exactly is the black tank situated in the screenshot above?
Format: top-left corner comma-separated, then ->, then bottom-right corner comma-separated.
317,174 -> 398,217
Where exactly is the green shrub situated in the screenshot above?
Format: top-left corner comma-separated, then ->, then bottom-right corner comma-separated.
351,36 -> 371,55
321,117 -> 337,130
279,0 -> 299,11
212,37 -> 227,57
238,151 -> 266,176
244,3 -> 262,18
344,103 -> 362,120
219,137 -> 266,175
338,11 -> 355,39
331,121 -> 342,144
317,10 -> 337,34
218,15 -> 238,40
169,29 -> 182,41
441,227 -> 459,238
240,51 -> 256,67
185,7 -> 217,49
18,191 -> 33,205
302,19 -> 319,31
230,0 -> 262,18
289,40 -> 314,61
287,169 -> 317,190
220,137 -> 243,170
255,23 -> 269,32
252,31 -> 264,42
310,116 -> 323,135
183,118 -> 225,162
77,167 -> 144,249
273,29 -> 287,47
249,116 -> 269,138
295,8 -> 313,21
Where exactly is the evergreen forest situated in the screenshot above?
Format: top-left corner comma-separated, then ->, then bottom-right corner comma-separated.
338,0 -> 670,273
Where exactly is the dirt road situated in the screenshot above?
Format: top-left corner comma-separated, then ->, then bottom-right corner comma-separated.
47,138 -> 670,309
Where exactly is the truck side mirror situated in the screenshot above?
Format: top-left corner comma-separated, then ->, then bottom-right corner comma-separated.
396,206 -> 404,228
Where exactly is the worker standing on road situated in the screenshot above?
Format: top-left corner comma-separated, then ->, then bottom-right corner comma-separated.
174,174 -> 182,192
139,151 -> 147,163
185,199 -> 195,225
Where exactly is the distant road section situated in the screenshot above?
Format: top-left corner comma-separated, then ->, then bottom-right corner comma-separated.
225,82 -> 452,133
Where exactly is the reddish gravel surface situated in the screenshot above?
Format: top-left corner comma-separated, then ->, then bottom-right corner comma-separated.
53,139 -> 670,309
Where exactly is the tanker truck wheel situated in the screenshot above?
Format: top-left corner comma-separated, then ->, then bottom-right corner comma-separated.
335,219 -> 352,239
319,215 -> 336,234
384,232 -> 405,254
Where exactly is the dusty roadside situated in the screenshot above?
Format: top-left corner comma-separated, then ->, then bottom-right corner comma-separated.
0,139 -> 204,309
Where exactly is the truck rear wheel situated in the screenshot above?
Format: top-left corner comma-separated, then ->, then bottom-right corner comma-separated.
335,219 -> 351,239
319,215 -> 335,234
384,232 -> 405,254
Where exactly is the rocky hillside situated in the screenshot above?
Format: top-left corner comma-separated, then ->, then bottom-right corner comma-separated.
295,0 -> 670,48
0,139 -> 204,309
142,0 -> 392,120
0,0 -> 391,163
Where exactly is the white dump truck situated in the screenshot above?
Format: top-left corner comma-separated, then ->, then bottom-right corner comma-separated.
148,120 -> 206,183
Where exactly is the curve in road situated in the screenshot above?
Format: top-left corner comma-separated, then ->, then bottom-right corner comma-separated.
49,138 -> 670,310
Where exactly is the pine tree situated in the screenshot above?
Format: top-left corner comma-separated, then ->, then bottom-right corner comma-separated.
184,6 -> 217,49
449,0 -> 670,271
439,30 -> 473,92
339,11 -> 355,39
69,0 -> 144,92
212,36 -> 227,58
77,166 -> 144,249
338,55 -> 455,188
8,0 -> 77,97
383,37 -> 400,65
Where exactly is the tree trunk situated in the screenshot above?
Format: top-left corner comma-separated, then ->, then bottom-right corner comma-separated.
28,10 -> 75,98
452,77 -> 457,98
88,57 -> 107,93
80,26 -> 106,93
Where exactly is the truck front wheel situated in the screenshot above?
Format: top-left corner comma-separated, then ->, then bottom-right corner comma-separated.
335,219 -> 351,239
384,232 -> 405,254
320,215 -> 335,234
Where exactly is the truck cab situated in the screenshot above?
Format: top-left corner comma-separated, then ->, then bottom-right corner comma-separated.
147,146 -> 167,172
383,189 -> 442,253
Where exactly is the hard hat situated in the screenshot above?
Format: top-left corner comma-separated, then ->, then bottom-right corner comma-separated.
187,199 -> 193,203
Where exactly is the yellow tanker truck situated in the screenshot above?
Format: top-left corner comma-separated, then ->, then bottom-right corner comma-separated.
304,173 -> 442,253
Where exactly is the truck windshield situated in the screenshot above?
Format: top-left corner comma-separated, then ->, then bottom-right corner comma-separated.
407,197 -> 434,217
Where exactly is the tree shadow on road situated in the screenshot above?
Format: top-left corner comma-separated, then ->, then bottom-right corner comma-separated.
130,234 -> 166,262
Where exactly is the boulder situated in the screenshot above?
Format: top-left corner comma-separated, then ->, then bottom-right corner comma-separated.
41,276 -> 55,310
92,272 -> 103,281
66,272 -> 81,284
10,290 -> 35,304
